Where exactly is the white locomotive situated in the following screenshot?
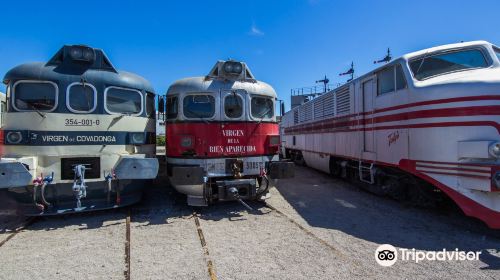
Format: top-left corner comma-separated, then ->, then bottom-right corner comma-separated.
281,41 -> 500,229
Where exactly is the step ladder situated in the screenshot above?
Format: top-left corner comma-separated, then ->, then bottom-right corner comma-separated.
359,162 -> 375,184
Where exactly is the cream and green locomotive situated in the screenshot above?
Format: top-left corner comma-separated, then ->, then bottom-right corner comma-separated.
0,45 -> 159,215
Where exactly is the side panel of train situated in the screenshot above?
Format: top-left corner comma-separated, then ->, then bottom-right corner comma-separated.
282,41 -> 500,228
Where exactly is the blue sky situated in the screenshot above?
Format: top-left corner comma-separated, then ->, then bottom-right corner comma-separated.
1,0 -> 499,110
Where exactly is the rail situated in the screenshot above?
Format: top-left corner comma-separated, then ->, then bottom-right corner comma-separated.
290,84 -> 336,96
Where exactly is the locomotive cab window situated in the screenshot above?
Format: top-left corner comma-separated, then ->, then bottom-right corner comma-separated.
395,65 -> 407,90
493,47 -> 500,63
146,92 -> 155,118
67,82 -> 97,113
377,64 -> 407,95
13,81 -> 58,112
183,94 -> 215,119
224,94 -> 243,118
251,96 -> 274,119
409,49 -> 489,80
105,87 -> 143,115
377,67 -> 395,95
166,96 -> 178,119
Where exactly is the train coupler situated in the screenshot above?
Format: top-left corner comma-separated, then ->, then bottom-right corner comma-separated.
72,164 -> 88,210
217,179 -> 256,205
228,187 -> 253,211
104,170 -> 116,204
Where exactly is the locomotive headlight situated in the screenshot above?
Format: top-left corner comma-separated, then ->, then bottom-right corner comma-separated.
6,131 -> 23,144
223,61 -> 243,75
69,47 -> 83,60
488,142 -> 500,158
180,136 -> 193,148
269,135 -> 280,146
69,45 -> 95,63
129,132 -> 146,145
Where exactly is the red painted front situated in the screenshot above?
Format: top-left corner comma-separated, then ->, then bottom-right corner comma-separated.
167,122 -> 279,158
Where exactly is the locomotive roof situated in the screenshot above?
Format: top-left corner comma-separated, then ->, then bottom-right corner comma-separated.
3,45 -> 155,93
288,40 -> 497,112
401,40 -> 493,61
167,76 -> 277,98
167,60 -> 277,98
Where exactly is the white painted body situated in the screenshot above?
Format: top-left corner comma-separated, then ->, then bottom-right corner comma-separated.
281,41 -> 500,228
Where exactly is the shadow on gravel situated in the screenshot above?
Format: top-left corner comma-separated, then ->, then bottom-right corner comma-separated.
0,176 -> 179,232
276,166 -> 500,270
0,175 -> 267,232
195,200 -> 274,223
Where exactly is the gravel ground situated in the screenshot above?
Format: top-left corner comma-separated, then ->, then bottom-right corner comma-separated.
267,166 -> 500,279
0,212 -> 127,280
0,165 -> 498,279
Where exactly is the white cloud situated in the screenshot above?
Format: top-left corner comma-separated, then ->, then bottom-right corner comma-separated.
249,23 -> 264,36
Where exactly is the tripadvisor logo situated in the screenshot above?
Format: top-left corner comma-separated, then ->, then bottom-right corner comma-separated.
375,244 -> 397,267
375,244 -> 482,267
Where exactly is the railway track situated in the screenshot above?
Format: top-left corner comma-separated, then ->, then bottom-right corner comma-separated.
124,210 -> 131,280
193,211 -> 218,280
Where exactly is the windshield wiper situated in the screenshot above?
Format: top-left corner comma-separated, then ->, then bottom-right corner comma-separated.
81,78 -> 92,111
414,51 -> 430,80
256,106 -> 272,124
24,101 -> 46,118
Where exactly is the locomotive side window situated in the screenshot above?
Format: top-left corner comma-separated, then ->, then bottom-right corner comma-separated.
251,96 -> 274,119
13,81 -> 58,112
67,82 -> 97,113
146,92 -> 155,118
183,94 -> 215,119
409,49 -> 488,80
395,65 -> 407,90
166,96 -> 178,119
377,67 -> 395,95
105,86 -> 143,115
224,94 -> 243,118
377,64 -> 407,95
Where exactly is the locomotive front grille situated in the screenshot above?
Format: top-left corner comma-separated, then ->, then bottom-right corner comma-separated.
60,157 -> 101,180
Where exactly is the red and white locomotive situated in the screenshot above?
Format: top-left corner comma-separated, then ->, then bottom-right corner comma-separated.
161,60 -> 293,207
282,41 -> 500,228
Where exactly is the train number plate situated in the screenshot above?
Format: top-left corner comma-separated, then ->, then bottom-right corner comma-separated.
65,119 -> 100,127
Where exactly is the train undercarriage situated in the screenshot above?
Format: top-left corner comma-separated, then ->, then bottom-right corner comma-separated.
286,149 -> 451,209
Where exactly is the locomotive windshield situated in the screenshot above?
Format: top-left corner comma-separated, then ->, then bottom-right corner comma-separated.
251,96 -> 274,119
224,94 -> 243,118
409,49 -> 488,80
105,87 -> 142,114
183,94 -> 215,118
13,81 -> 57,111
67,83 -> 96,113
